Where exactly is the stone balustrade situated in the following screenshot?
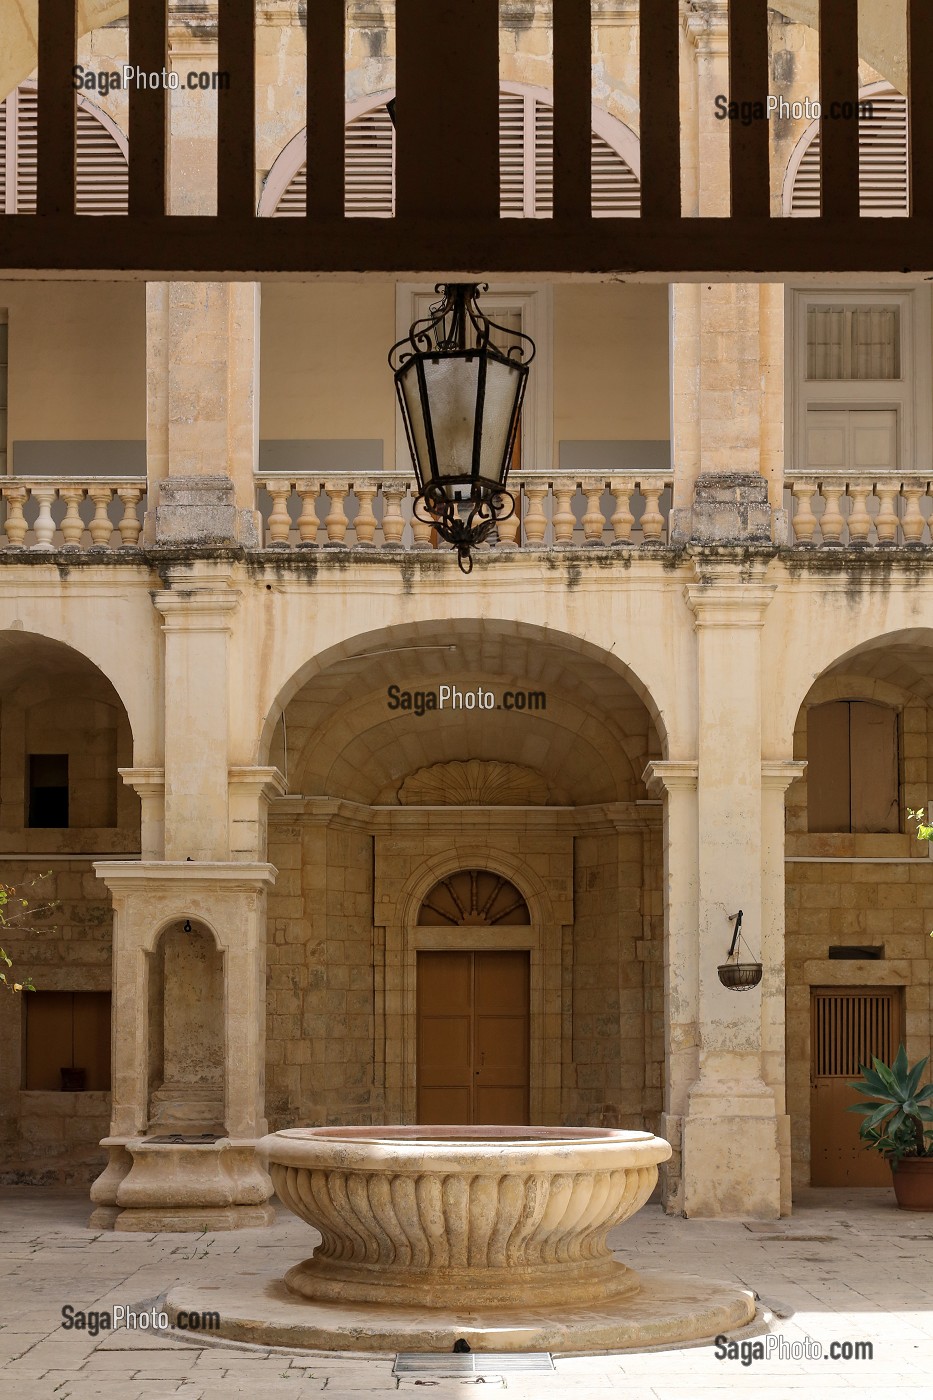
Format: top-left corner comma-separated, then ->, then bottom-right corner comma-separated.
785,474 -> 933,547
257,471 -> 674,550
0,479 -> 147,551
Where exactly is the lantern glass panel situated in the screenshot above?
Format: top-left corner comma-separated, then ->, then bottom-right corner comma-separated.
421,354 -> 480,481
398,360 -> 432,486
478,356 -> 523,483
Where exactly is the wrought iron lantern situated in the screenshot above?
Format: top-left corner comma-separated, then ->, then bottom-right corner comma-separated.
717,910 -> 763,991
389,283 -> 535,573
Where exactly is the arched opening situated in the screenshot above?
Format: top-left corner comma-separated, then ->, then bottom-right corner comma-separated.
147,919 -> 225,1136
0,81 -> 128,214
785,630 -> 933,1195
259,83 -> 641,219
783,82 -> 908,217
0,631 -> 139,1187
260,619 -> 665,1134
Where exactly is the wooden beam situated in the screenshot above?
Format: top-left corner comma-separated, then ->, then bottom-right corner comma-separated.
908,0 -> 933,221
305,0 -> 345,218
639,0 -> 681,220
396,0 -> 498,222
728,0 -> 771,219
37,0 -> 77,217
128,0 -> 168,218
217,0 -> 256,218
553,0 -> 592,222
818,0 -> 860,220
2,213 -> 932,276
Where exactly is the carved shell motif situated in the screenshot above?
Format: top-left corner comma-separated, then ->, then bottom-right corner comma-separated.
398,759 -> 549,805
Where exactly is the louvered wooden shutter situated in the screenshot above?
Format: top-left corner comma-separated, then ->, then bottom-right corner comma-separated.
276,92 -> 640,219
791,92 -> 909,217
0,86 -> 127,214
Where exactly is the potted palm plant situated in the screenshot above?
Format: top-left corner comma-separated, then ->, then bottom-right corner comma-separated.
847,1045 -> 933,1210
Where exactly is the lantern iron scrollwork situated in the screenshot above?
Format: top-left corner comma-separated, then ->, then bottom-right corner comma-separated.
389,283 -> 536,574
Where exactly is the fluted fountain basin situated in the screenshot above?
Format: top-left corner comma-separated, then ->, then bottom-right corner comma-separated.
166,1125 -> 758,1352
260,1124 -> 671,1309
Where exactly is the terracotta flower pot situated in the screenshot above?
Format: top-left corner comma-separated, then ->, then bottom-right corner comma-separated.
891,1155 -> 933,1211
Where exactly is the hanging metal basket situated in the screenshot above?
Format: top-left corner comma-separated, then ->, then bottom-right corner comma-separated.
717,961 -> 763,991
717,910 -> 763,991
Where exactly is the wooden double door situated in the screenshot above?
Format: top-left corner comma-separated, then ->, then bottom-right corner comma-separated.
810,986 -> 902,1187
416,950 -> 530,1125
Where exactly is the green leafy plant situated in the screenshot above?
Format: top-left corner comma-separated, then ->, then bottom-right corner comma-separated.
0,875 -> 57,996
847,1044 -> 933,1166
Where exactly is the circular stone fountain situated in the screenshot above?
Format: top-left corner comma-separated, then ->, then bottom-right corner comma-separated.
166,1125 -> 757,1351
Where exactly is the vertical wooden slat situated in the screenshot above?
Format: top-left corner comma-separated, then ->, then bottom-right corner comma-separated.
907,0 -> 933,220
639,0 -> 681,219
553,0 -> 592,221
128,0 -> 168,218
305,0 -> 345,219
217,0 -> 256,217
818,0 -> 860,219
36,0 -> 77,216
396,0 -> 498,222
728,0 -> 770,218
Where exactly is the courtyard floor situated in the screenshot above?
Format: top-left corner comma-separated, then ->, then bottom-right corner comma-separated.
0,1187 -> 930,1399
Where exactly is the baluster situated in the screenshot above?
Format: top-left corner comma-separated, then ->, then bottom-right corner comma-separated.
639,480 -> 664,542
323,483 -> 349,545
790,481 -> 818,544
266,480 -> 293,546
410,500 -> 435,549
846,481 -> 872,546
88,485 -> 115,548
381,484 -> 405,547
552,479 -> 577,546
33,486 -> 57,550
523,484 -> 548,545
874,481 -> 899,545
582,479 -> 606,545
353,482 -> 377,547
609,478 -> 635,544
901,483 -> 926,544
59,486 -> 85,548
495,485 -> 520,548
296,481 -> 320,546
116,487 -> 143,548
2,486 -> 28,548
818,481 -> 845,545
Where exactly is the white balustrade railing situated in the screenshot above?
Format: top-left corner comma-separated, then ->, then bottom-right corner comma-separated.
257,471 -> 674,549
784,474 -> 933,547
0,478 -> 146,551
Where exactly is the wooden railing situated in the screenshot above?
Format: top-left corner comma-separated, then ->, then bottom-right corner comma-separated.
0,479 -> 146,550
4,0 -> 933,273
257,472 -> 674,550
784,473 -> 933,547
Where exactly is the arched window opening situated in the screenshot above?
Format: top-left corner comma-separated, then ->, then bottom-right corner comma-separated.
785,85 -> 908,218
418,869 -> 530,926
263,85 -> 641,220
0,83 -> 128,215
807,699 -> 900,833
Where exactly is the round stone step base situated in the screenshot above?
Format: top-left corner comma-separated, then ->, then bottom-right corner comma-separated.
166,1268 -> 755,1353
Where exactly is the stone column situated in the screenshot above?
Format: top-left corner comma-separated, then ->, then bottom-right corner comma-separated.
155,572 -> 239,862
643,760 -> 699,1215
762,758 -> 806,1216
679,560 -> 783,1218
145,281 -> 261,546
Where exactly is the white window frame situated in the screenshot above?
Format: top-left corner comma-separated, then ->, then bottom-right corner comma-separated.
394,282 -> 553,473
786,285 -> 932,473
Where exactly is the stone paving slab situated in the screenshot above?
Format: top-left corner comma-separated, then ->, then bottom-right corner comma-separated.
1,1187 -> 932,1396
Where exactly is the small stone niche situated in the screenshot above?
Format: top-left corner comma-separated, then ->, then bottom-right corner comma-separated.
147,921 -> 225,1135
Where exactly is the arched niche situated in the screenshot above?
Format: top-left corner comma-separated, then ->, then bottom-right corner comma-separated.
147,918 -> 225,1135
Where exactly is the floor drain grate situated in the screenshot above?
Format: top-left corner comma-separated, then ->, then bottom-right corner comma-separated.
394,1353 -> 555,1376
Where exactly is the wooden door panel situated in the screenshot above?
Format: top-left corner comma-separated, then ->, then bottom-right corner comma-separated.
810,986 -> 901,1187
475,1084 -> 528,1125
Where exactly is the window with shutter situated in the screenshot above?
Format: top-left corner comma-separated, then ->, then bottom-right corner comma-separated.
787,89 -> 909,217
807,700 -> 900,834
0,84 -> 128,215
268,87 -> 640,220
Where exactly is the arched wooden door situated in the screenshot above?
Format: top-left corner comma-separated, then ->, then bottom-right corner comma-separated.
416,871 -> 530,1126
